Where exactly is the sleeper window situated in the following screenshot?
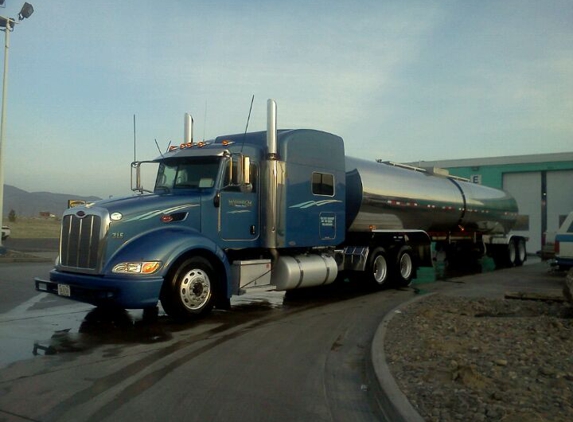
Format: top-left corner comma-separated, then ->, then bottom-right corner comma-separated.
312,172 -> 334,196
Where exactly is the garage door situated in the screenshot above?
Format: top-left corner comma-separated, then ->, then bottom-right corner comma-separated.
503,172 -> 541,254
547,170 -> 573,232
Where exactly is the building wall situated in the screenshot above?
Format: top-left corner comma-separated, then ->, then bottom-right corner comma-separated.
444,160 -> 573,190
502,172 -> 542,252
546,171 -> 573,230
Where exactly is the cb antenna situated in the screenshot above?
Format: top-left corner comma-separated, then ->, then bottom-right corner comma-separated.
133,114 -> 137,161
154,139 -> 165,158
203,100 -> 207,141
244,95 -> 255,134
241,95 -> 255,153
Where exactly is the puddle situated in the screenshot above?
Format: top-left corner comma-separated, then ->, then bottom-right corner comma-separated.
230,289 -> 286,311
0,290 -> 292,368
28,308 -> 176,361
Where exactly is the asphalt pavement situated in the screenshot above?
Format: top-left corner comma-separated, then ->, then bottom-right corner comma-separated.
0,243 -> 562,421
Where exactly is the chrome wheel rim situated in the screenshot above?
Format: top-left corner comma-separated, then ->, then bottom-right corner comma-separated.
179,268 -> 211,311
399,253 -> 413,280
517,240 -> 526,262
373,255 -> 388,284
508,242 -> 516,264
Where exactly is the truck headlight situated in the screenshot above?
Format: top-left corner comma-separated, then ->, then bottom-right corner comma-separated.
112,261 -> 162,275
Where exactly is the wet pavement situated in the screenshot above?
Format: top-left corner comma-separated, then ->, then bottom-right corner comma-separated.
0,251 -> 550,370
0,280 -> 405,422
0,247 -> 564,421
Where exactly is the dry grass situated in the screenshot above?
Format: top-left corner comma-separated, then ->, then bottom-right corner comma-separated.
3,217 -> 60,239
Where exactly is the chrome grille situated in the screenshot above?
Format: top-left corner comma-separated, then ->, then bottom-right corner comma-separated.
60,214 -> 102,270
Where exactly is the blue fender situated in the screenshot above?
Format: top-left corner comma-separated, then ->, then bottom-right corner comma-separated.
104,226 -> 233,299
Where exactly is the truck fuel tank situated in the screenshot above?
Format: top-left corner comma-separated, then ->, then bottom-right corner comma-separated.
271,254 -> 338,290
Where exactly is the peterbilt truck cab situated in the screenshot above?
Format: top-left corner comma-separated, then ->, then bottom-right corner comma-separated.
36,106 -> 347,320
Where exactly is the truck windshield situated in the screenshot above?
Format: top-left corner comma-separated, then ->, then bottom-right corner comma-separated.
154,157 -> 222,193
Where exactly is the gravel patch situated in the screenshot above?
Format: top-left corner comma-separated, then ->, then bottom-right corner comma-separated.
384,294 -> 573,422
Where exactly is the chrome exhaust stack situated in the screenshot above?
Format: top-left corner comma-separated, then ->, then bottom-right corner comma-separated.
264,99 -> 279,250
266,99 -> 278,159
184,113 -> 193,145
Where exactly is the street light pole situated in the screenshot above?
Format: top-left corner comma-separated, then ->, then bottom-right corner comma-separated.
0,18 -> 10,252
0,2 -> 33,253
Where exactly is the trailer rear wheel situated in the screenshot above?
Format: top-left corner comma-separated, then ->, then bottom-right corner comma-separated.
369,248 -> 390,287
395,246 -> 415,288
160,256 -> 216,320
494,240 -> 520,268
515,238 -> 527,266
507,240 -> 517,266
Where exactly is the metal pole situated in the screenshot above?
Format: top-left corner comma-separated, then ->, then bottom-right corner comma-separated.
0,20 -> 10,250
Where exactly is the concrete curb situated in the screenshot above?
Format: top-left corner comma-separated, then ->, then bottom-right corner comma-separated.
370,292 -> 437,422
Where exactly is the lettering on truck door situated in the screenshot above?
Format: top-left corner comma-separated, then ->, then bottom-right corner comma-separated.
219,159 -> 259,241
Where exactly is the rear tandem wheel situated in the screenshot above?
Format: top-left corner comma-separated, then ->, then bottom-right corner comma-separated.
368,248 -> 391,287
394,246 -> 415,288
492,238 -> 526,268
514,238 -> 527,266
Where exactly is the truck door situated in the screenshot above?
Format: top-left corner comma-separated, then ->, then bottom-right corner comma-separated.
219,156 -> 259,242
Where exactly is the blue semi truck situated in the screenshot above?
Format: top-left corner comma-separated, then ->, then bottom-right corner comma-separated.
35,100 -> 526,319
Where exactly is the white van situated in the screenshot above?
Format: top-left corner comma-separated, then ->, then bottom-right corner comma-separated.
1,225 -> 9,241
555,212 -> 573,270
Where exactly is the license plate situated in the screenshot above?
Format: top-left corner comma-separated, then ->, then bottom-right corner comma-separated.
57,284 -> 71,297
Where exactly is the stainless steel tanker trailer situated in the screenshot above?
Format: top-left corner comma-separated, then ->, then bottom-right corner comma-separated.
35,99 -> 526,320
341,156 -> 525,287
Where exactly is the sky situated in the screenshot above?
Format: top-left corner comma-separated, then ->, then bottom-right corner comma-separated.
0,0 -> 571,199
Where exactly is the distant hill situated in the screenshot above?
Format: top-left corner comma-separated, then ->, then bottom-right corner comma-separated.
3,185 -> 102,219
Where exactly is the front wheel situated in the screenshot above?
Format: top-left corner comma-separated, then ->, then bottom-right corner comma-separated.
160,256 -> 217,320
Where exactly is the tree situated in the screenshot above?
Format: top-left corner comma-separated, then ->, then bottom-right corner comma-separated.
8,209 -> 16,223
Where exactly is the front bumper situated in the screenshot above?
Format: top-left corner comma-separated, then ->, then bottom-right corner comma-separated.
35,269 -> 164,309
555,256 -> 573,269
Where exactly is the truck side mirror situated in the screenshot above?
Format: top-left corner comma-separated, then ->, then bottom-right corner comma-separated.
131,162 -> 143,193
240,156 -> 253,193
224,154 -> 252,192
130,161 -> 156,194
242,156 -> 250,185
222,158 -> 236,189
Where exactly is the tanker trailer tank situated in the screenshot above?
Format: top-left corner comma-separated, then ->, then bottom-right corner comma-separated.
345,157 -> 465,233
453,179 -> 518,234
344,157 -> 518,235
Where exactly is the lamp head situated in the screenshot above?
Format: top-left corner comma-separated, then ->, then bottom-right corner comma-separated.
18,2 -> 33,20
